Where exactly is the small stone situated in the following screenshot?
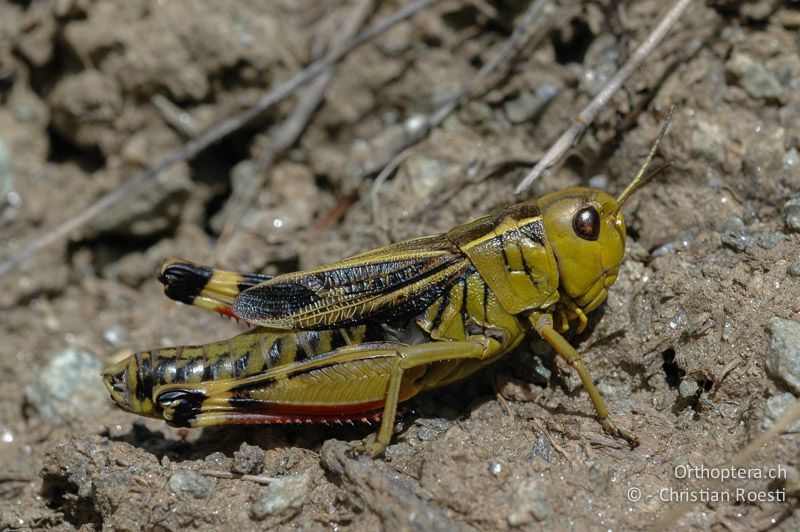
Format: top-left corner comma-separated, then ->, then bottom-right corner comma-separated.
762,393 -> 800,432
783,199 -> 800,232
785,148 -> 800,170
532,355 -> 552,382
740,0 -> 778,20
504,90 -> 544,124
726,52 -> 783,99
376,23 -> 412,56
169,470 -> 215,499
416,418 -> 454,442
488,458 -> 506,477
757,232 -> 783,249
203,452 -> 228,469
507,479 -> 552,525
774,8 -> 800,29
588,174 -> 608,189
233,442 -> 265,475
596,382 -> 621,397
721,232 -> 753,252
403,155 -> 458,199
678,380 -> 699,399
24,347 -> 104,424
527,434 -> 553,462
581,34 -> 619,96
249,473 -> 309,521
788,260 -> 800,278
691,119 -> 726,163
766,317 -> 800,394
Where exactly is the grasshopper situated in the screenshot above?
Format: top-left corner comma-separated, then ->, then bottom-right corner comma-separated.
103,117 -> 672,456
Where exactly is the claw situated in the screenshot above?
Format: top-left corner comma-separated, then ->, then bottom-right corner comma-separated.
348,433 -> 386,458
601,418 -> 640,449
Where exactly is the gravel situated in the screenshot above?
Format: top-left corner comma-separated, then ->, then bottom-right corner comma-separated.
766,317 -> 800,394
24,347 -> 105,424
249,473 -> 310,521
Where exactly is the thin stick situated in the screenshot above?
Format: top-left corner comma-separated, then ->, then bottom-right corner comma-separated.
0,0 -> 442,279
369,0 -> 554,219
216,0 -> 373,248
514,0 -> 695,194
652,399 -> 800,530
370,147 -> 414,223
196,469 -> 278,485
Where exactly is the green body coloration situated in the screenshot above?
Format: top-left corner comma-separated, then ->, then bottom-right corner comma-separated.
103,186 -> 640,455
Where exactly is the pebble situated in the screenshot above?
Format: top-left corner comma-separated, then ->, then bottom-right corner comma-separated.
249,473 -> 309,521
691,119 -> 726,163
783,199 -> 800,232
785,148 -> 800,170
588,174 -> 608,189
761,393 -> 800,432
169,470 -> 216,499
757,231 -> 783,249
581,34 -> 619,96
203,452 -> 229,469
726,52 -> 783,99
507,479 -> 552,525
765,317 -> 800,394
678,380 -> 699,399
504,90 -> 544,124
403,155 -> 458,199
527,434 -> 553,462
233,442 -> 265,475
488,458 -> 506,477
788,260 -> 800,278
651,233 -> 694,257
24,347 -> 105,424
720,231 -> 753,252
416,417 -> 454,442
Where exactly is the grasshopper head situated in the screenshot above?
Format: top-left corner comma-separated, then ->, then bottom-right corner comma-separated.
539,188 -> 626,313
103,354 -> 158,418
539,108 -> 673,313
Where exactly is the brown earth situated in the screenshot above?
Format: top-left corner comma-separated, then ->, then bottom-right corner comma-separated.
0,0 -> 799,530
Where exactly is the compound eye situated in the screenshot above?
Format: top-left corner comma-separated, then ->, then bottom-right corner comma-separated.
573,206 -> 600,241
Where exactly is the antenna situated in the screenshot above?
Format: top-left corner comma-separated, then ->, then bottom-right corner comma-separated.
613,106 -> 675,216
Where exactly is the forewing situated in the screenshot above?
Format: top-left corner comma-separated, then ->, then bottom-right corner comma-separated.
232,234 -> 469,329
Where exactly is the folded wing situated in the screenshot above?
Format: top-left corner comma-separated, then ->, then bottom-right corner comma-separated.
232,234 -> 469,329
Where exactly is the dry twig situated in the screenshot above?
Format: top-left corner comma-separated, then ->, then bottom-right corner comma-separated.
514,0 -> 695,194
196,469 -> 278,485
0,0 -> 443,279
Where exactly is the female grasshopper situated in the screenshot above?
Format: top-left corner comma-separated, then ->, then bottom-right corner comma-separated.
104,119 -> 671,456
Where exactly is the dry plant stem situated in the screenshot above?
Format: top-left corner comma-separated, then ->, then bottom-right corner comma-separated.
0,0 -> 443,279
196,469 -> 278,485
370,0 -> 554,221
652,399 -> 800,531
217,0 -> 373,248
514,0 -> 695,194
